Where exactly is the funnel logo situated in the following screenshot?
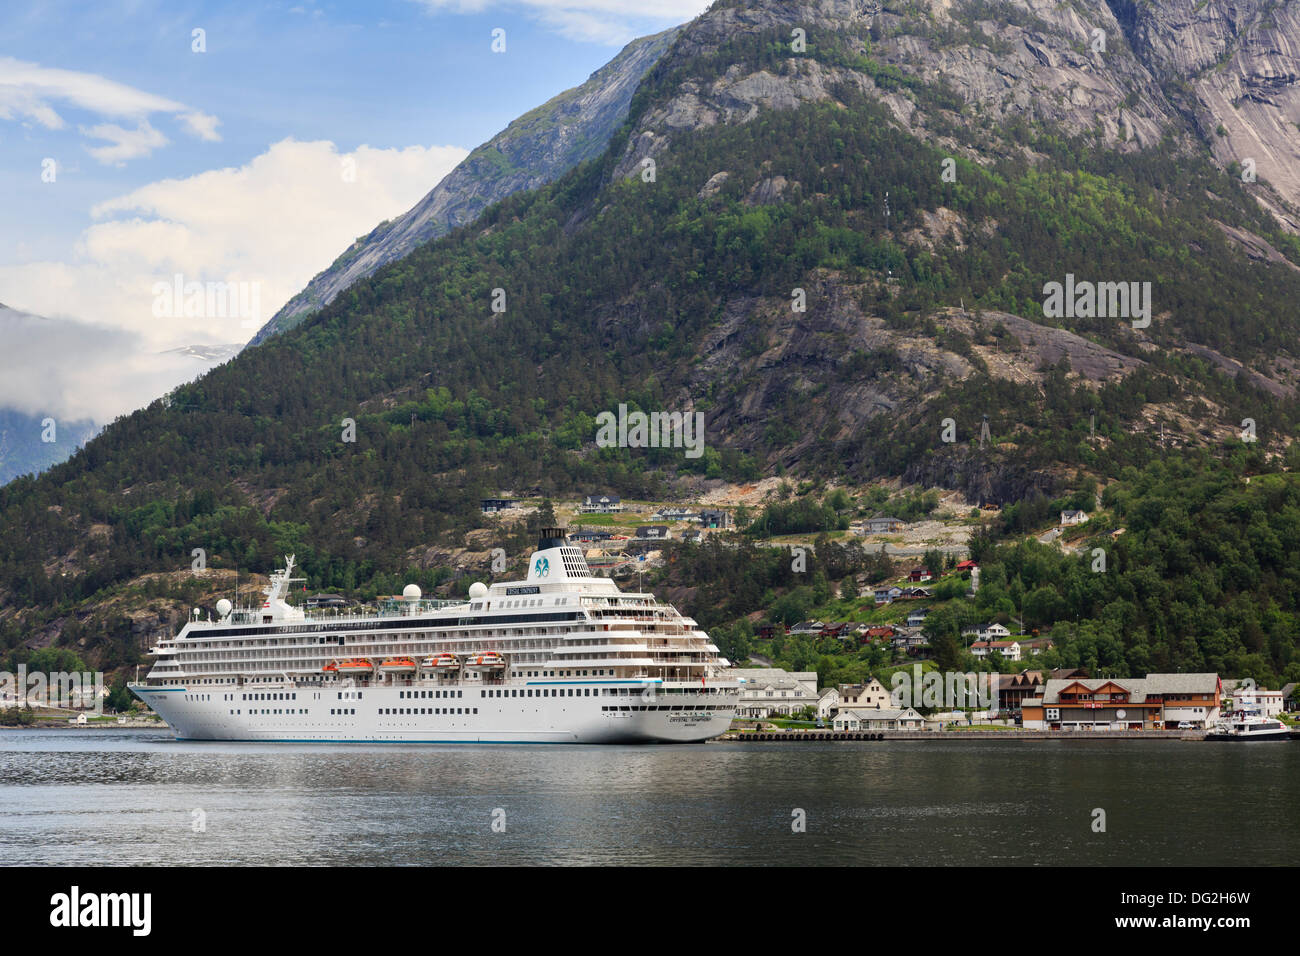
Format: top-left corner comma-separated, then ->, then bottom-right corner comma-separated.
534,557 -> 550,578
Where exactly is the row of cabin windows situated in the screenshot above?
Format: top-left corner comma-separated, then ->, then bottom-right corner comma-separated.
603,705 -> 728,711
380,708 -> 477,715
229,709 -> 308,715
400,690 -> 461,699
522,669 -> 613,678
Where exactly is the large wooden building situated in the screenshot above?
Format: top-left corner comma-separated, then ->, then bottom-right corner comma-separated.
1021,674 -> 1221,730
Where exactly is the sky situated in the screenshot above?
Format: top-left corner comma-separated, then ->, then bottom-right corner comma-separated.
0,0 -> 709,424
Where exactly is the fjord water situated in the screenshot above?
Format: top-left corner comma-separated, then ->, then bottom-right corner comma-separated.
0,730 -> 1294,866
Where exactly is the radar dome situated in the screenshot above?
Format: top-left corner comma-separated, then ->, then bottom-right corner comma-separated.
215,599 -> 233,618
468,582 -> 489,599
403,584 -> 422,601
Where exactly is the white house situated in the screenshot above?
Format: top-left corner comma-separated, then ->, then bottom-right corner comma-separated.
1225,684 -> 1285,718
580,494 -> 623,513
970,639 -> 1022,661
1060,509 -> 1089,526
837,679 -> 892,710
728,668 -> 820,718
962,622 -> 1011,641
833,707 -> 925,731
817,687 -> 840,720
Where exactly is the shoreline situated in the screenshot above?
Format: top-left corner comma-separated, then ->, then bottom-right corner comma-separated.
717,729 -> 1208,741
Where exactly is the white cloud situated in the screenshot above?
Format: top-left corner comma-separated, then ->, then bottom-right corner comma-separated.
179,111 -> 222,142
82,120 -> 169,165
0,305 -> 215,423
0,138 -> 468,421
0,56 -> 221,163
411,0 -> 710,44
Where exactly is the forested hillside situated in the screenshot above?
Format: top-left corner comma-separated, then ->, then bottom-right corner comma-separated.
3,0 -> 1300,681
687,453 -> 1300,688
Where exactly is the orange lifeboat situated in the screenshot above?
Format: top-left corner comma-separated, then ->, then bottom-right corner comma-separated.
335,658 -> 374,675
322,662 -> 338,673
379,657 -> 416,675
466,652 -> 506,669
424,653 -> 460,670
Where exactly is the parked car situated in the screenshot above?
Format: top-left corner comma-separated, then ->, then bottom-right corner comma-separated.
1177,721 -> 1194,729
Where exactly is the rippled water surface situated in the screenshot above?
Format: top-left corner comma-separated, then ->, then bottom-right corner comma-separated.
0,729 -> 1294,865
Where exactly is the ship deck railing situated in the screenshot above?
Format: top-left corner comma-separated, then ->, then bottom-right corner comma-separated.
215,599 -> 469,627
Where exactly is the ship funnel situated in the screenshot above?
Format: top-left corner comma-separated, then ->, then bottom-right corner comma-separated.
538,527 -> 568,550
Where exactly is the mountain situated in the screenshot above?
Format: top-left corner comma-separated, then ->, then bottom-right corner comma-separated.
0,302 -> 247,485
0,407 -> 98,486
160,344 -> 243,363
247,26 -> 682,345
5,0 -> 1300,682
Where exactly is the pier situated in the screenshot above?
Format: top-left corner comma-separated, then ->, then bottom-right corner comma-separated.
716,728 -> 1203,741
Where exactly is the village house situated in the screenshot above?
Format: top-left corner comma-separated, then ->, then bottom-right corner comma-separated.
1060,509 -> 1089,526
864,516 -> 906,534
728,668 -> 820,718
569,529 -> 614,544
833,707 -> 925,732
906,607 -> 930,628
1016,637 -> 1055,656
898,586 -> 931,600
680,528 -> 702,543
963,622 -> 1011,641
837,678 -> 892,709
788,620 -> 824,636
480,498 -> 516,514
817,687 -> 840,720
892,631 -> 930,653
651,506 -> 696,521
1222,681 -> 1286,718
906,566 -> 932,583
580,494 -> 623,513
697,508 -> 732,529
1021,673 -> 1222,730
955,559 -> 978,572
997,671 -> 1046,714
634,525 -> 671,540
971,639 -> 1022,661
874,585 -> 903,605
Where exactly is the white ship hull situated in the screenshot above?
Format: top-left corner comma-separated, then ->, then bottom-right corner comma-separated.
132,532 -> 741,745
133,682 -> 736,744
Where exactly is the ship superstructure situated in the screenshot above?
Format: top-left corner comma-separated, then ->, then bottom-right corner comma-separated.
131,529 -> 738,743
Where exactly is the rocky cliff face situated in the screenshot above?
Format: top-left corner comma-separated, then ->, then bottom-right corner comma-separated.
253,0 -> 1300,348
1113,0 -> 1300,230
248,27 -> 681,345
614,0 -> 1300,227
614,0 -> 1181,180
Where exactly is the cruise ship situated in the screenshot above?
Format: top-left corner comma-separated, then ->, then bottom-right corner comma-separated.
130,529 -> 740,743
